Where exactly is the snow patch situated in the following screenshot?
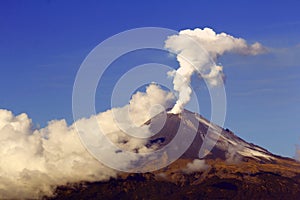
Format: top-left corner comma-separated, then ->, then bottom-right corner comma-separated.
194,115 -> 215,129
238,148 -> 273,160
219,134 -> 238,146
183,119 -> 198,132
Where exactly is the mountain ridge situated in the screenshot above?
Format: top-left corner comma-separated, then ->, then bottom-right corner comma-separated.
45,109 -> 300,200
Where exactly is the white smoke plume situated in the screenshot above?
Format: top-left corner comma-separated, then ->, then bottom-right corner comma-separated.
165,27 -> 267,114
0,84 -> 174,199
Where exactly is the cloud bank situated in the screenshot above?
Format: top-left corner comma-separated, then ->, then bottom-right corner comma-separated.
0,109 -> 116,199
0,84 -> 174,199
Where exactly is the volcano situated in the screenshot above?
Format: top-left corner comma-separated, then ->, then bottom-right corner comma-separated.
47,110 -> 300,200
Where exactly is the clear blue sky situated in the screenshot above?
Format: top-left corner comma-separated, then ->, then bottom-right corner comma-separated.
1,0 -> 300,158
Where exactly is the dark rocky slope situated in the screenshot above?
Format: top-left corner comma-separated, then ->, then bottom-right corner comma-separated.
45,110 -> 300,200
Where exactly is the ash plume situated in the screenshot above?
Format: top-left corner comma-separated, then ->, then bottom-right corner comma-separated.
165,27 -> 266,114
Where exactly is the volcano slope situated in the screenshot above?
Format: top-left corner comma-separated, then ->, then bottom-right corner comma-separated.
46,110 -> 300,200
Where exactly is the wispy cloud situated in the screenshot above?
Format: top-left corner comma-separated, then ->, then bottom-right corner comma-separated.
233,88 -> 274,97
222,44 -> 300,69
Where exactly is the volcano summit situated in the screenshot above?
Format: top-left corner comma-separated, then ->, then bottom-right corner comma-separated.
47,110 -> 300,200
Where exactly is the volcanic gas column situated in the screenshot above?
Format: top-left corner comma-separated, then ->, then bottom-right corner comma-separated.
165,28 -> 266,114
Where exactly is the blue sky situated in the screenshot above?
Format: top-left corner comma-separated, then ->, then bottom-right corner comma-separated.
1,0 -> 300,158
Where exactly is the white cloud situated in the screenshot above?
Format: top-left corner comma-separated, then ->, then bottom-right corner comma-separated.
0,84 -> 175,199
183,159 -> 209,174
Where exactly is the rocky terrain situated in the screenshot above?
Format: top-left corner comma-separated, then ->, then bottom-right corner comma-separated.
45,110 -> 300,200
